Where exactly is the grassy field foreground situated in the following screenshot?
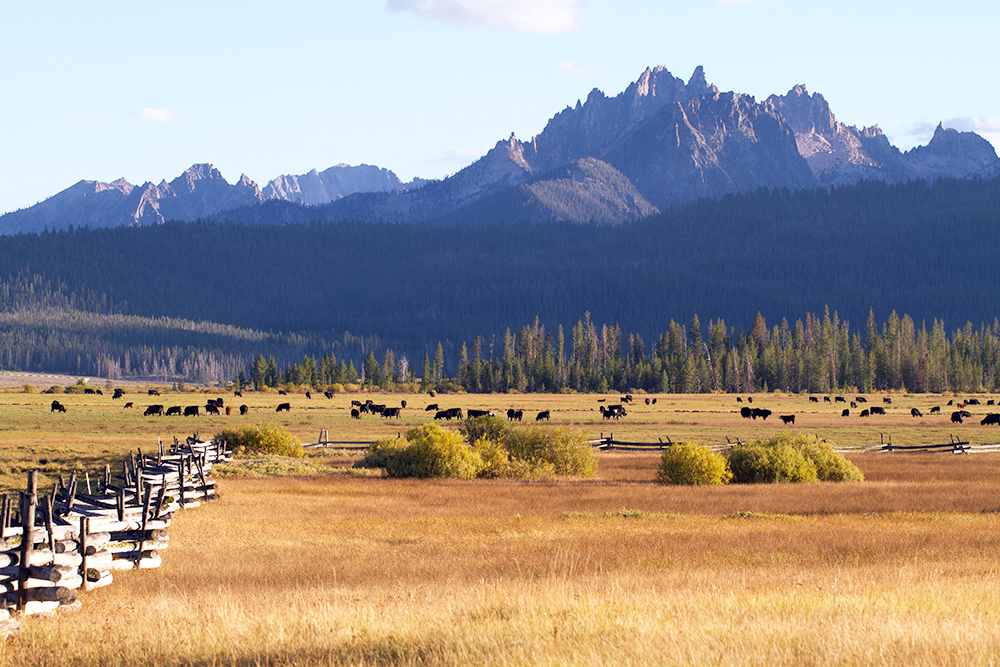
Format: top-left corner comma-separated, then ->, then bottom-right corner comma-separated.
4,453 -> 1000,666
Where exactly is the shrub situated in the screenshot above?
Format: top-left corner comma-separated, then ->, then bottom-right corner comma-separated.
383,424 -> 481,479
42,386 -> 63,394
215,424 -> 303,458
354,435 -> 409,470
728,441 -> 817,483
460,417 -> 597,478
656,443 -> 732,485
783,433 -> 864,482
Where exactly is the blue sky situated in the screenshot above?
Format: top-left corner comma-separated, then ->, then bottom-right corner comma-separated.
2,0 -> 997,215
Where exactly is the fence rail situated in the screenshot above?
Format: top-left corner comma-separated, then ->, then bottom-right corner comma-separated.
1,435 -> 230,638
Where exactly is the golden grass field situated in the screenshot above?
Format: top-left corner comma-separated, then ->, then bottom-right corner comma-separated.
4,386 -> 1000,665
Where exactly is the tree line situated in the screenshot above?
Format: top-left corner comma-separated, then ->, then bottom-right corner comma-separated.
253,308 -> 1000,395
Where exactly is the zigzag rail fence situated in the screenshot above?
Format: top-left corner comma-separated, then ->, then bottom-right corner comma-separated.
0,434 -> 230,638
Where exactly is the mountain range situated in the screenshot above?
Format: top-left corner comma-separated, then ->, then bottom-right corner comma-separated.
3,65 -> 998,233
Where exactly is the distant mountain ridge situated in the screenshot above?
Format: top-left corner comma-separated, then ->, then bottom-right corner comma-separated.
3,65 -> 998,233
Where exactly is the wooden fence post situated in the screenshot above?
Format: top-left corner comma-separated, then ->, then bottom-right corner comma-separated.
17,470 -> 38,612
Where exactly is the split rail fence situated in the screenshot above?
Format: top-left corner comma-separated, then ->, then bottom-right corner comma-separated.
0,436 -> 230,638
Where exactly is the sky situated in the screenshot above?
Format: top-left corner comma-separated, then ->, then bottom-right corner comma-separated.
2,0 -> 998,215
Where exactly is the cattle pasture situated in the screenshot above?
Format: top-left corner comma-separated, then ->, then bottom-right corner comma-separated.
5,388 -> 1000,664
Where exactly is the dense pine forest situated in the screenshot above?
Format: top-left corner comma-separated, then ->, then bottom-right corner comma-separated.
1,176 -> 998,389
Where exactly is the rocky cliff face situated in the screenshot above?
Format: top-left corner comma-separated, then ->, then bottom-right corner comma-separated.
262,164 -> 417,205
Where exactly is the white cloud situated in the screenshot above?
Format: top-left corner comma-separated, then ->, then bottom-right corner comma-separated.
138,107 -> 182,123
386,0 -> 583,34
557,60 -> 606,80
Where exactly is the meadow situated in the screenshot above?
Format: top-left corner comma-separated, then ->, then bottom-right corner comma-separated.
3,385 -> 1000,665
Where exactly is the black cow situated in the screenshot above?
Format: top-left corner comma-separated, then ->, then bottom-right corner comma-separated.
870,406 -> 885,415
951,411 -> 964,424
860,409 -> 870,417
809,396 -> 819,403
183,405 -> 200,417
835,396 -> 846,403
740,406 -> 753,419
215,397 -> 224,406
967,398 -> 981,406
747,397 -> 753,403
850,401 -> 858,408
988,400 -> 996,406
370,404 -> 386,415
305,391 -> 311,399
842,409 -> 850,417
84,388 -> 96,395
506,408 -> 518,421
948,400 -> 954,406
382,407 -> 401,419
884,397 -> 892,404
930,406 -> 941,413
50,400 -> 66,413
824,396 -> 832,403
239,405 -> 249,415
401,400 -> 407,408
148,389 -> 160,396
751,408 -> 772,420
324,391 -> 334,399
96,389 -> 103,395
276,403 -> 291,412
278,390 -> 287,395
425,403 -> 439,411
351,400 -> 363,407
535,410 -> 551,421
651,398 -> 657,404
351,408 -> 360,419
144,405 -> 164,416
646,398 -> 652,405
428,390 -> 436,397
467,409 -> 492,419
600,405 -> 626,420
981,413 -> 1000,425
779,414 -> 795,425
856,396 -> 867,403
113,388 -> 125,399
911,408 -> 923,418
165,406 -> 181,416
235,391 -> 243,398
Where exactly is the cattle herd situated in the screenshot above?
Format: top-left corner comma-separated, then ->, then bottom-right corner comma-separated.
734,394 -> 1000,427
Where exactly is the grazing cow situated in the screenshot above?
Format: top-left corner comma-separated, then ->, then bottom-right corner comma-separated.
276,403 -> 291,412
428,390 -> 436,397
507,408 -> 517,421
425,403 -> 439,411
911,408 -> 923,418
747,397 -> 753,403
50,400 -> 66,413
646,398 -> 652,405
351,400 -> 363,407
215,397 -> 224,406
206,399 -> 221,409
84,388 -> 96,395
736,397 -> 743,403
850,401 -> 857,408
967,398 -> 981,405
835,396 -> 846,403
239,405 -> 249,415
148,389 -> 160,396
981,413 -> 1000,426
382,407 -> 401,419
961,410 -> 972,418
930,406 -> 941,414
434,410 -> 448,420
324,391 -> 334,399
205,403 -> 220,415
951,411 -> 964,424
740,407 -> 753,419
124,402 -> 135,409
183,405 -> 200,417
113,388 -> 125,399
824,396 -> 832,403
860,409 -> 870,417
856,396 -> 867,403
278,390 -> 287,395
750,408 -> 772,420
779,414 -> 795,425
652,398 -> 657,404
467,408 -> 492,419
535,410 -> 551,421
144,405 -> 164,416
226,406 -> 232,416
370,404 -> 386,415
513,409 -> 523,421
600,405 -> 625,420
401,400 -> 407,408
235,391 -> 243,398
305,391 -> 311,399
96,389 -> 103,395
989,400 -> 996,406
351,408 -> 360,419
870,406 -> 885,415
883,397 -> 892,404
165,406 -> 181,416
597,398 -> 606,402
842,409 -> 850,417
809,396 -> 819,403
947,400 -> 954,406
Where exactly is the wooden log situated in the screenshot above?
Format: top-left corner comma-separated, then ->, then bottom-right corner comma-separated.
103,540 -> 168,554
83,569 -> 113,591
109,551 -> 161,570
27,564 -> 78,584
17,470 -> 37,612
108,529 -> 169,542
1,585 -> 76,604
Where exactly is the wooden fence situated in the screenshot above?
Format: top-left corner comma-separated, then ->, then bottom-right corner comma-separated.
0,436 -> 230,638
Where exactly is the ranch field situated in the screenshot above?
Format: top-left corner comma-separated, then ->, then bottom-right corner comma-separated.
4,385 -> 1000,665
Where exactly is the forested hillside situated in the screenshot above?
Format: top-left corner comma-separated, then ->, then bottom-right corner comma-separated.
0,177 -> 998,386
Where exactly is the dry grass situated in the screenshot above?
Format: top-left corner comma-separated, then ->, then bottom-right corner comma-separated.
5,390 -> 1000,664
5,453 -> 1000,665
